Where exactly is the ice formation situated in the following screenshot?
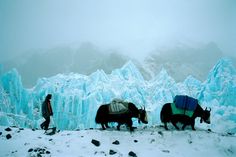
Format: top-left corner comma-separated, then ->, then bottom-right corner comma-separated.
0,58 -> 235,132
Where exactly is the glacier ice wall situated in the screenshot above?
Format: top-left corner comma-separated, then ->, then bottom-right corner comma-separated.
0,58 -> 236,132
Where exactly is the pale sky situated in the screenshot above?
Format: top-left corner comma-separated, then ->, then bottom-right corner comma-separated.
0,0 -> 235,61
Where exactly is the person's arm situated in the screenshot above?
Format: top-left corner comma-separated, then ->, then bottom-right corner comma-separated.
48,101 -> 53,116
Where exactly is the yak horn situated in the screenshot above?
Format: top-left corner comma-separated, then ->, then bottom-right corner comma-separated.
205,107 -> 211,112
141,105 -> 145,110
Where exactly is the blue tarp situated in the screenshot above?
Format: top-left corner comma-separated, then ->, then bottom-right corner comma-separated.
174,95 -> 198,111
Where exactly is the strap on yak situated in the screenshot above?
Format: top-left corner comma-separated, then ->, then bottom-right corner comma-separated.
108,99 -> 129,114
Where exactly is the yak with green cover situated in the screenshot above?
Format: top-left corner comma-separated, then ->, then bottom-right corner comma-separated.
160,95 -> 211,130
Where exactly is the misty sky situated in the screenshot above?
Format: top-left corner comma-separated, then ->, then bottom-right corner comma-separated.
0,0 -> 235,61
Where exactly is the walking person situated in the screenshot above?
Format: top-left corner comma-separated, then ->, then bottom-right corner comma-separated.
40,94 -> 53,130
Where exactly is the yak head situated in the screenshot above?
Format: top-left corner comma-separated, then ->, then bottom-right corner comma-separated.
138,106 -> 148,124
200,107 -> 211,124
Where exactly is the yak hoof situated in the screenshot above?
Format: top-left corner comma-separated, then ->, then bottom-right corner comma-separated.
175,127 -> 180,130
130,127 -> 134,132
102,125 -> 106,130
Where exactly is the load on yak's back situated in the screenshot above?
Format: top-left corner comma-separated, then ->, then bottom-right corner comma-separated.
161,95 -> 211,130
109,99 -> 129,114
95,98 -> 148,131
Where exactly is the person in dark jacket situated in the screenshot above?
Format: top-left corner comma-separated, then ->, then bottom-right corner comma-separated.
40,94 -> 53,130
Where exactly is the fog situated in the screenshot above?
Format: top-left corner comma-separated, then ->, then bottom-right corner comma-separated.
0,0 -> 235,87
1,0 -> 235,60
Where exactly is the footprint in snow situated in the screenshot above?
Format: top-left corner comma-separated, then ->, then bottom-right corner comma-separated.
162,150 -> 170,153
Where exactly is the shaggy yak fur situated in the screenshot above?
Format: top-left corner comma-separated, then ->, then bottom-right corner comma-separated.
95,102 -> 148,131
160,103 -> 211,130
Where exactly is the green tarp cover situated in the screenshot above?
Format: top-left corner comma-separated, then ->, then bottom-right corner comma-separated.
171,103 -> 194,117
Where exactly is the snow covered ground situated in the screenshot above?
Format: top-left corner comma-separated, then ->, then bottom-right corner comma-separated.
0,125 -> 235,157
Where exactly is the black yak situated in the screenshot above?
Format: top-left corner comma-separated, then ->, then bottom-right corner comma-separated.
160,95 -> 211,130
95,99 -> 148,131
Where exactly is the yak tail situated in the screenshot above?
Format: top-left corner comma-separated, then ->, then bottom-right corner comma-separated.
95,108 -> 102,123
95,105 -> 108,124
160,103 -> 170,123
95,114 -> 100,123
160,109 -> 164,123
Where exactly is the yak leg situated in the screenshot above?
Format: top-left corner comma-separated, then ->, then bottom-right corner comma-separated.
182,124 -> 186,130
101,123 -> 106,130
190,120 -> 196,130
117,123 -> 121,131
105,123 -> 110,128
171,119 -> 180,130
182,120 -> 191,130
172,123 -> 180,130
164,123 -> 168,130
127,119 -> 134,132
182,123 -> 187,130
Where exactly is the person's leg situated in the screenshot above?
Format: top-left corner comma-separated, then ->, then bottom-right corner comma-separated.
40,122 -> 44,129
40,118 -> 47,129
44,117 -> 50,130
